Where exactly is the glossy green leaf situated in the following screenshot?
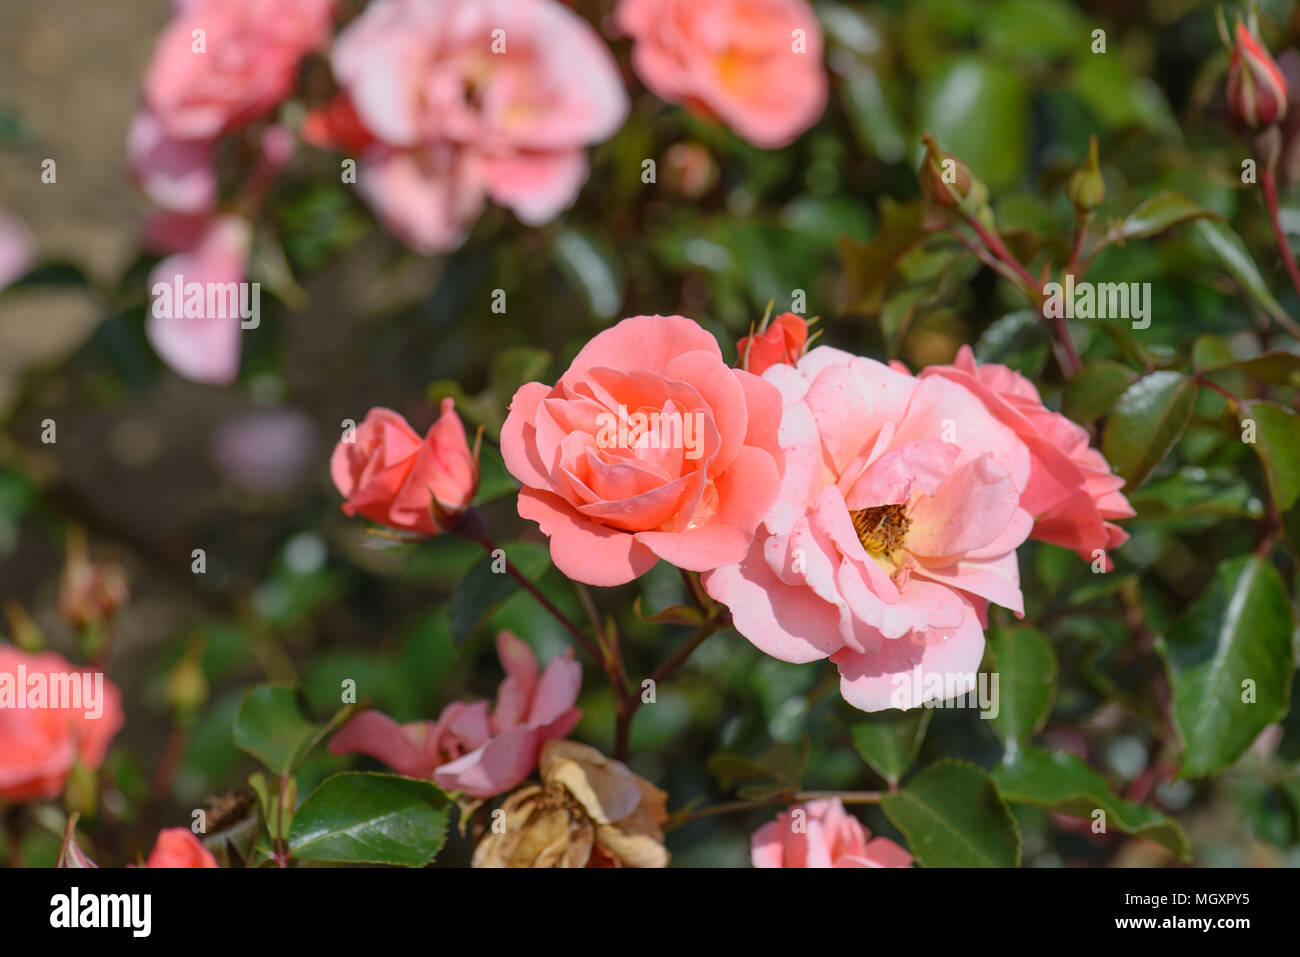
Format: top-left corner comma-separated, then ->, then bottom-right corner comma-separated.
449,541 -> 551,644
881,760 -> 1020,867
233,685 -> 320,776
1195,219 -> 1291,324
1062,360 -> 1139,423
551,230 -> 622,320
850,709 -> 931,786
993,747 -> 1190,860
289,773 -> 450,867
988,628 -> 1057,751
1102,371 -> 1196,488
1241,401 -> 1300,512
1200,351 -> 1300,387
918,58 -> 1028,188
1157,555 -> 1295,777
1112,192 -> 1218,243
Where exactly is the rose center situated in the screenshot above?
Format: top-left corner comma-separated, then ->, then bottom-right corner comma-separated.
850,504 -> 910,558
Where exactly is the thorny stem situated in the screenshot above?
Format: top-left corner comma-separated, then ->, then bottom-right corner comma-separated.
668,789 -> 883,830
1259,166 -> 1300,341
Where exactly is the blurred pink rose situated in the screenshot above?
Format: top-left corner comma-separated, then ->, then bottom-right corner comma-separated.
752,799 -> 912,868
704,347 -> 1033,711
0,212 -> 34,289
329,0 -> 628,253
616,0 -> 827,148
143,0 -> 334,140
127,110 -> 219,214
144,828 -> 218,868
0,646 -> 124,802
330,632 -> 581,799
146,214 -> 252,386
330,399 -> 478,536
501,314 -> 785,586
920,347 -> 1134,567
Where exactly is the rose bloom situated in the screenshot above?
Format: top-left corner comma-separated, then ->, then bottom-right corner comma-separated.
331,399 -> 478,536
0,646 -> 123,802
616,0 -> 828,148
501,314 -> 785,586
704,347 -> 1034,711
327,0 -> 628,253
752,799 -> 911,868
144,828 -> 218,868
737,312 -> 808,374
330,632 -> 580,799
920,346 -> 1134,567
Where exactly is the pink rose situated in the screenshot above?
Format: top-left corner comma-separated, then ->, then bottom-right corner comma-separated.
704,347 -> 1033,711
330,400 -> 479,536
752,799 -> 912,868
330,632 -> 581,799
146,214 -> 252,386
143,0 -> 335,140
144,828 -> 218,868
501,314 -> 785,586
0,646 -> 124,802
737,312 -> 808,375
920,346 -> 1134,567
127,110 -> 218,215
616,0 -> 828,148
329,0 -> 628,253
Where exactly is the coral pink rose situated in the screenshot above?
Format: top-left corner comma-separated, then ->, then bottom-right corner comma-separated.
704,347 -> 1033,711
501,314 -> 785,586
0,646 -> 123,802
920,347 -> 1134,567
144,828 -> 218,868
330,632 -> 581,799
329,0 -> 628,253
143,0 -> 335,140
616,0 -> 828,148
737,312 -> 808,374
146,214 -> 252,386
331,399 -> 478,536
752,799 -> 912,868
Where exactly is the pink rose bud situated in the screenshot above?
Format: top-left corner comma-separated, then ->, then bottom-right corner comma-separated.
737,312 -> 808,374
1227,21 -> 1288,129
331,399 -> 479,536
144,828 -> 218,868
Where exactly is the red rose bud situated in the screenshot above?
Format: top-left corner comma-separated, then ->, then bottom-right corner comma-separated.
1227,21 -> 1288,129
919,135 -> 975,208
737,312 -> 809,374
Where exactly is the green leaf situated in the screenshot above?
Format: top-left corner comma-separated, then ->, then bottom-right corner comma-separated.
233,685 -> 320,775
1062,360 -> 1139,423
550,230 -> 623,320
708,739 -> 810,801
988,628 -> 1057,751
1112,192 -> 1219,243
1200,351 -> 1300,387
993,748 -> 1190,860
248,772 -> 297,841
838,201 -> 929,314
881,760 -> 1021,867
1241,401 -> 1300,512
918,57 -> 1028,188
1157,555 -> 1295,777
1194,219 -> 1291,324
289,773 -> 450,867
850,710 -> 931,786
1102,371 -> 1197,488
449,541 -> 551,644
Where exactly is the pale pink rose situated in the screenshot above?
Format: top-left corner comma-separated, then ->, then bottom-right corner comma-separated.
330,399 -> 478,536
920,347 -> 1134,567
144,828 -> 218,868
143,0 -> 334,140
616,0 -> 828,148
703,346 -> 1033,712
0,212 -> 34,289
330,632 -> 581,799
0,646 -> 124,802
127,110 -> 218,214
501,314 -> 785,586
146,214 -> 252,386
330,0 -> 628,253
752,799 -> 912,868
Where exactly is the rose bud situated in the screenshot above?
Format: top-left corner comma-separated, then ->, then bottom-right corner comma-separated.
1227,21 -> 1288,129
737,312 -> 809,374
1066,135 -> 1106,214
58,529 -> 129,630
919,135 -> 982,209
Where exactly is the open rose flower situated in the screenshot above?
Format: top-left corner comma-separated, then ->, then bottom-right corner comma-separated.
920,346 -> 1134,567
326,0 -> 628,253
331,399 -> 478,536
737,312 -> 808,374
616,0 -> 828,148
501,314 -> 785,586
143,828 -> 218,868
752,798 -> 912,868
330,632 -> 580,799
472,740 -> 669,868
704,347 -> 1033,711
0,646 -> 123,802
